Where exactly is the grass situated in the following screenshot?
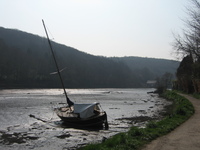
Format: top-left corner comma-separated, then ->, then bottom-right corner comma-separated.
78,91 -> 195,150
193,93 -> 200,99
173,89 -> 200,100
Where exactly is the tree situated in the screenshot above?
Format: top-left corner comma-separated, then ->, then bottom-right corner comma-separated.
172,0 -> 200,93
173,0 -> 200,60
155,72 -> 173,95
176,55 -> 194,93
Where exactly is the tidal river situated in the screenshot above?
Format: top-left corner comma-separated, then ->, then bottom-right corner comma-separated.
0,88 -> 171,150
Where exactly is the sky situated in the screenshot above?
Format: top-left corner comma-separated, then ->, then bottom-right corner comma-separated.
0,0 -> 191,60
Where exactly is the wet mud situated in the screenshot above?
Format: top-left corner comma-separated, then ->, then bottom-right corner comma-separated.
0,88 -> 172,150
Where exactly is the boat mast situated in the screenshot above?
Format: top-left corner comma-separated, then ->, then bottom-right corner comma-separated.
42,20 -> 71,106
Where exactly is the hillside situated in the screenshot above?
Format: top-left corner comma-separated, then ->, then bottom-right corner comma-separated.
112,57 -> 179,86
0,27 -> 179,88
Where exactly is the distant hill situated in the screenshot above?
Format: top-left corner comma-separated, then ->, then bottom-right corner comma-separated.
0,27 -> 179,88
112,57 -> 179,86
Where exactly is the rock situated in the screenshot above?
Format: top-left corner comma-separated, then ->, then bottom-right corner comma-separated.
56,133 -> 71,139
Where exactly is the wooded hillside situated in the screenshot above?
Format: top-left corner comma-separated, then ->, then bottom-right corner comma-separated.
0,27 -> 179,88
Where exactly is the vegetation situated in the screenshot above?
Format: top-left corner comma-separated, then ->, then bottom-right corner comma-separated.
79,91 -> 194,150
192,93 -> 200,99
112,57 -> 177,87
78,1 -> 200,148
154,72 -> 174,95
0,27 -> 179,88
172,0 -> 200,94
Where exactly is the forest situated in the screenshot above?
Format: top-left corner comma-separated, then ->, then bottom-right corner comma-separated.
0,26 -> 179,88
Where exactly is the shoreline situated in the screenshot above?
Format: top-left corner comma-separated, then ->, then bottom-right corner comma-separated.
0,88 -> 172,150
79,91 -> 195,150
0,109 -> 171,148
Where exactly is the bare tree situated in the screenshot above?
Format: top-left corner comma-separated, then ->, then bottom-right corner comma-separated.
172,0 -> 200,60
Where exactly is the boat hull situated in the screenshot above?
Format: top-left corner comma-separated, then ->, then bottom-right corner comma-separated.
55,108 -> 108,129
58,113 -> 107,128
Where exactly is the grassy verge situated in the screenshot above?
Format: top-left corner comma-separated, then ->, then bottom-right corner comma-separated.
173,90 -> 200,100
79,91 -> 194,150
193,93 -> 200,99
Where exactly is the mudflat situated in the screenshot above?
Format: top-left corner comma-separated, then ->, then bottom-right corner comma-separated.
0,88 -> 170,150
142,94 -> 200,150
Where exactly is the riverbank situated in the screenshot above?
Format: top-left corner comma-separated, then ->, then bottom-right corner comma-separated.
142,93 -> 200,150
80,91 -> 195,150
0,88 -> 171,150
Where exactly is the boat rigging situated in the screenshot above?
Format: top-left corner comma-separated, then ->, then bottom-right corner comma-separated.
42,20 -> 108,129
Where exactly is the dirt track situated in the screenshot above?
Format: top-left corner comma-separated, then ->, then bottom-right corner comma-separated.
142,94 -> 200,150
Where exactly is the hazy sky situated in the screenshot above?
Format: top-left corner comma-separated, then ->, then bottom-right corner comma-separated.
0,0 -> 190,59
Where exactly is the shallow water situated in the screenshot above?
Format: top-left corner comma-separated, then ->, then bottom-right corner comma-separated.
0,88 -> 171,149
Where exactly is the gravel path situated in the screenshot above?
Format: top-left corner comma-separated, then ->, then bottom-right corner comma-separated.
142,93 -> 200,150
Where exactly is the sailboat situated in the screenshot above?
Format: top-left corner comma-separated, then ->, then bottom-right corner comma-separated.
42,20 -> 109,129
